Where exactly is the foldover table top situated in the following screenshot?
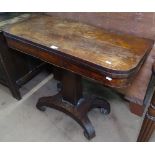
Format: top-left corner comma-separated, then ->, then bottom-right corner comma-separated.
3,14 -> 155,139
3,14 -> 154,79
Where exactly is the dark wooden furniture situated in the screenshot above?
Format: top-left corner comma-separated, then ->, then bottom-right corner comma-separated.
137,64 -> 155,142
3,15 -> 154,140
0,13 -> 45,100
46,13 -> 155,117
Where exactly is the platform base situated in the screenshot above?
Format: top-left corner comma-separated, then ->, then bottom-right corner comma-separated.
36,93 -> 110,140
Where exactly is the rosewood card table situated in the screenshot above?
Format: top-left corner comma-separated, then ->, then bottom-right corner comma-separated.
3,15 -> 154,140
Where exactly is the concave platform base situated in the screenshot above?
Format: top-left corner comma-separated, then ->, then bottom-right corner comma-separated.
36,70 -> 110,140
36,93 -> 110,140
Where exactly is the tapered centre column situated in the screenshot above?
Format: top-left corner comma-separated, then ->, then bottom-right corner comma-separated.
36,69 -> 110,140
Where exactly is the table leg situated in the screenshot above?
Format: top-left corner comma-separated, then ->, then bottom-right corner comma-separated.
137,92 -> 155,142
36,70 -> 110,140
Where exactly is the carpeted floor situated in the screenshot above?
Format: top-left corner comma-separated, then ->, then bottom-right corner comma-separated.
0,71 -> 154,142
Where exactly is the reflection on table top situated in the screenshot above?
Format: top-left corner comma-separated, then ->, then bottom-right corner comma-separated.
3,14 -> 154,77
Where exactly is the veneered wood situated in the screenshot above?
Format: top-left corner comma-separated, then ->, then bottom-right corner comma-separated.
36,70 -> 111,140
137,65 -> 155,141
45,12 -> 155,117
3,15 -> 154,79
61,70 -> 83,105
4,14 -> 155,140
2,35 -> 135,88
46,13 -> 155,40
137,90 -> 155,142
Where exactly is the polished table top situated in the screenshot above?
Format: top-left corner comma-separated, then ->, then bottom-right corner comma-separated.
3,14 -> 154,87
0,13 -> 32,31
3,14 -> 154,140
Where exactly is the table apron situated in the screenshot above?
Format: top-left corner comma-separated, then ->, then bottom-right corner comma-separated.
6,37 -> 133,88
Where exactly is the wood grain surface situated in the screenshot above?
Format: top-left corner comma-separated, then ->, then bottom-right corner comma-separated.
46,13 -> 155,40
3,15 -> 154,76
